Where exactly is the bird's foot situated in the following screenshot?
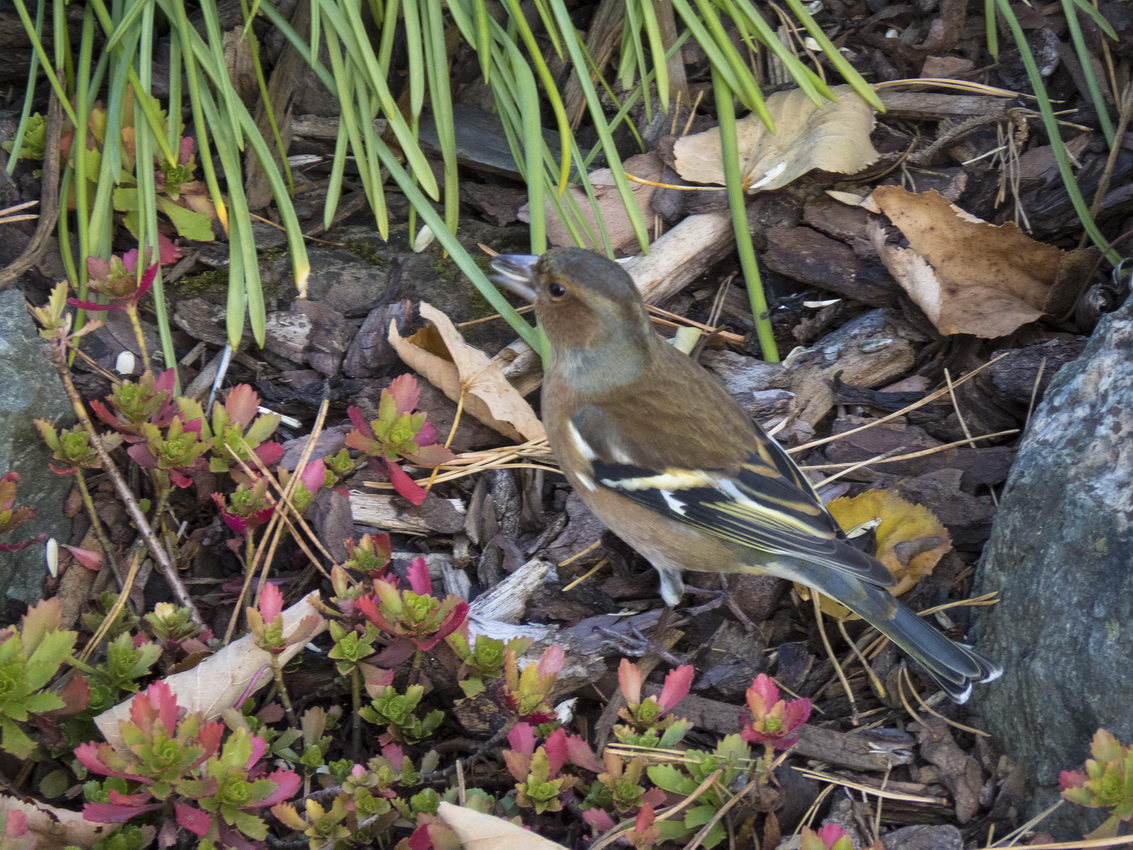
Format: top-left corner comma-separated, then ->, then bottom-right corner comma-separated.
597,607 -> 688,666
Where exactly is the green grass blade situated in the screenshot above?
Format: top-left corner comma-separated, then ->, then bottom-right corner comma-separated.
725,0 -> 833,105
993,0 -> 1113,260
325,0 -> 440,199
501,0 -> 573,194
10,0 -> 78,127
402,0 -> 425,120
638,0 -> 670,110
985,0 -> 999,58
6,0 -> 44,171
423,0 -> 459,235
713,67 -> 778,362
134,0 -> 177,372
1069,0 -> 1117,39
1061,0 -> 1114,144
780,0 -> 884,111
546,0 -> 651,252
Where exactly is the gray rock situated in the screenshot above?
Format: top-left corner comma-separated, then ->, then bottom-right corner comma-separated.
972,293 -> 1133,839
0,290 -> 75,604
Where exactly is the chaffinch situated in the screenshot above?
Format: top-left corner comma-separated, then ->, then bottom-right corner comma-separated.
492,246 -> 1001,703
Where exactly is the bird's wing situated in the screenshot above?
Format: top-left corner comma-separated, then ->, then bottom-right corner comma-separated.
571,404 -> 895,587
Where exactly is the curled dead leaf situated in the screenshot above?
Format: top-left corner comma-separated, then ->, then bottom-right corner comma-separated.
871,186 -> 1091,338
389,302 -> 546,444
674,85 -> 879,191
94,592 -> 326,751
796,489 -> 951,619
437,801 -> 569,849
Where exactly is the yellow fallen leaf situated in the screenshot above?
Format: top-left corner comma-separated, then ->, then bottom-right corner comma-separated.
795,489 -> 951,619
389,302 -> 546,444
674,85 -> 879,191
437,802 -> 569,849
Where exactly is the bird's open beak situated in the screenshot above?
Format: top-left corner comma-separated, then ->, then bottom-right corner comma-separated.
490,254 -> 539,302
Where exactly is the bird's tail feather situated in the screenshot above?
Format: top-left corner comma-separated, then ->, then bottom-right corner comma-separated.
776,562 -> 1001,703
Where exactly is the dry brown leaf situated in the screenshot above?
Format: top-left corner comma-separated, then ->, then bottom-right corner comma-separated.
389,302 -> 546,443
437,802 -> 568,849
673,85 -> 878,191
94,592 -> 326,751
0,792 -> 123,847
796,489 -> 951,618
521,152 -> 662,253
871,186 -> 1087,337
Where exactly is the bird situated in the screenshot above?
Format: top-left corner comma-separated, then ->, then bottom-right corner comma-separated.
490,246 -> 1001,703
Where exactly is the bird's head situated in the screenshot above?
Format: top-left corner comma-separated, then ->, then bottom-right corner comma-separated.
490,248 -> 654,367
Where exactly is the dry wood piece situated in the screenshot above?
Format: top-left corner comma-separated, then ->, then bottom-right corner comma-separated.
785,308 -> 920,428
349,490 -> 467,535
877,91 -> 1015,121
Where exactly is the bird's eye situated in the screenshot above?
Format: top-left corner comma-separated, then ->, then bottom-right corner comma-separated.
547,282 -> 567,299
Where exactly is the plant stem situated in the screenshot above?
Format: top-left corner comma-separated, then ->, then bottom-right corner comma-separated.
711,66 -> 778,362
125,304 -> 152,374
46,334 -> 203,626
271,655 -> 298,726
72,469 -> 126,589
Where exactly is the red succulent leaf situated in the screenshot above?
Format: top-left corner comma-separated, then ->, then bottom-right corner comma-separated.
298,457 -> 326,492
258,582 -> 284,623
82,801 -> 161,824
168,469 -> 194,489
126,443 -> 157,469
564,733 -> 604,773
418,600 -> 469,649
817,824 -> 849,848
158,232 -> 182,265
355,594 -> 396,633
544,729 -> 568,776
507,723 -> 537,755
68,298 -> 125,312
175,802 -> 212,836
1059,769 -> 1087,790
406,557 -> 432,595
658,665 -> 695,712
62,544 -> 103,571
747,673 -> 780,718
386,459 -> 427,505
387,374 -> 420,417
583,809 -> 616,834
537,646 -> 566,677
346,405 -> 375,440
224,385 -> 260,428
408,824 -> 432,850
131,681 -> 180,737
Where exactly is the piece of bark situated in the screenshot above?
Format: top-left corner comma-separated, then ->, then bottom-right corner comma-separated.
468,558 -> 553,623
349,490 -> 466,535
914,718 -> 984,824
343,299 -> 412,378
785,309 -> 920,427
877,91 -> 1014,121
763,225 -> 897,306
